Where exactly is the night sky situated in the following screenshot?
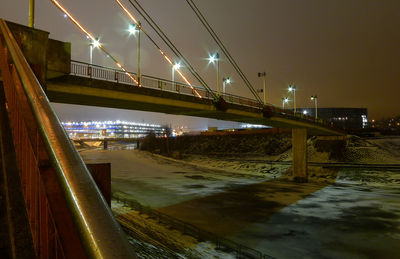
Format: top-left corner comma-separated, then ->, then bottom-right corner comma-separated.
1,0 -> 399,128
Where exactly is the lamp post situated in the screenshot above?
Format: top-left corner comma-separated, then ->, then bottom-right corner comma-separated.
282,97 -> 289,110
288,84 -> 297,113
172,63 -> 181,91
222,77 -> 231,94
311,95 -> 318,119
89,37 -> 100,65
129,22 -> 141,86
258,72 -> 266,105
209,53 -> 220,95
89,42 -> 93,65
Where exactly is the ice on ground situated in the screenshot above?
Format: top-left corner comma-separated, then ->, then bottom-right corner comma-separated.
80,136 -> 400,259
190,241 -> 236,259
229,181 -> 400,259
81,149 -> 268,208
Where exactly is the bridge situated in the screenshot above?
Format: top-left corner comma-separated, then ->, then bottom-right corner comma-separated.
48,60 -> 343,136
0,2 -> 345,256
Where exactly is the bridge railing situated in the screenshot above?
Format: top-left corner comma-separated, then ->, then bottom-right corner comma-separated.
0,19 -> 135,258
70,61 -> 343,131
71,60 -> 263,109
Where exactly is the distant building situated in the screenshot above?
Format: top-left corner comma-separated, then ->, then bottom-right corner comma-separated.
62,120 -> 167,139
296,108 -> 368,129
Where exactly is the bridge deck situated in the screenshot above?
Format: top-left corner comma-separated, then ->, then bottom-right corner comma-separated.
47,74 -> 344,136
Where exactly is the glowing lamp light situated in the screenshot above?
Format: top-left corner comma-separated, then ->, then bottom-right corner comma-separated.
129,24 -> 139,35
208,53 -> 219,64
92,38 -> 100,48
209,56 -> 216,63
225,77 -> 231,84
303,110 -> 308,115
173,63 -> 181,70
283,97 -> 289,103
288,85 -> 296,92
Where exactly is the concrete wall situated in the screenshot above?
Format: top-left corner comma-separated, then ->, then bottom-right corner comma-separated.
6,20 -> 71,84
46,38 -> 71,78
315,135 -> 347,160
6,21 -> 49,84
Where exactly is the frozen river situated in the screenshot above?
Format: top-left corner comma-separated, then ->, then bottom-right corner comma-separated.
80,148 -> 400,258
230,180 -> 400,258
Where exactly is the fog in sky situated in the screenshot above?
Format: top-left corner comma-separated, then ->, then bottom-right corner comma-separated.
1,0 -> 399,127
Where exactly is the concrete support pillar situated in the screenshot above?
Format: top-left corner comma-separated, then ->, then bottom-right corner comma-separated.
292,128 -> 307,182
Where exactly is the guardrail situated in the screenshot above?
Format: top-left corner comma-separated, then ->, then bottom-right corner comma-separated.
0,19 -> 135,258
113,193 -> 275,259
71,60 -> 264,109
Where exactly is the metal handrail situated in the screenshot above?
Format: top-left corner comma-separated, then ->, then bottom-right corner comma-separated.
0,19 -> 135,258
71,60 -> 266,108
70,61 -> 344,132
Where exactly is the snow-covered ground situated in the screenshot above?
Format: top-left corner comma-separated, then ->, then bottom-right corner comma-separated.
80,149 -> 269,208
79,137 -> 400,258
230,180 -> 400,258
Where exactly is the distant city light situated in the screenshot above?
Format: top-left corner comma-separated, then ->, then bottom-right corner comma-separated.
361,115 -> 368,128
62,120 -> 167,139
240,124 -> 268,129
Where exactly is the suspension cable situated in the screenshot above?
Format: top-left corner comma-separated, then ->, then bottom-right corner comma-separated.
185,0 -> 263,104
125,0 -> 217,100
115,0 -> 204,98
50,0 -> 138,85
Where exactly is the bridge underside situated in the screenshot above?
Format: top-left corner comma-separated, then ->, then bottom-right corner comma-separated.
47,75 -> 343,136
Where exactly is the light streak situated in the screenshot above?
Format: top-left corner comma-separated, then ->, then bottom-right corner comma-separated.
160,50 -> 201,98
50,0 -> 139,85
114,0 -> 202,98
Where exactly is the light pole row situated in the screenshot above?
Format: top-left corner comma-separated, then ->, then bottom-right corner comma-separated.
87,24 -> 315,115
282,86 -> 318,119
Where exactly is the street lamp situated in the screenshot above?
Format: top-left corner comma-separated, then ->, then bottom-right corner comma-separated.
288,84 -> 297,113
282,97 -> 289,110
310,95 -> 318,119
209,53 -> 220,95
129,22 -> 141,86
172,62 -> 181,90
222,77 -> 231,94
258,72 -> 266,105
89,37 -> 100,65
